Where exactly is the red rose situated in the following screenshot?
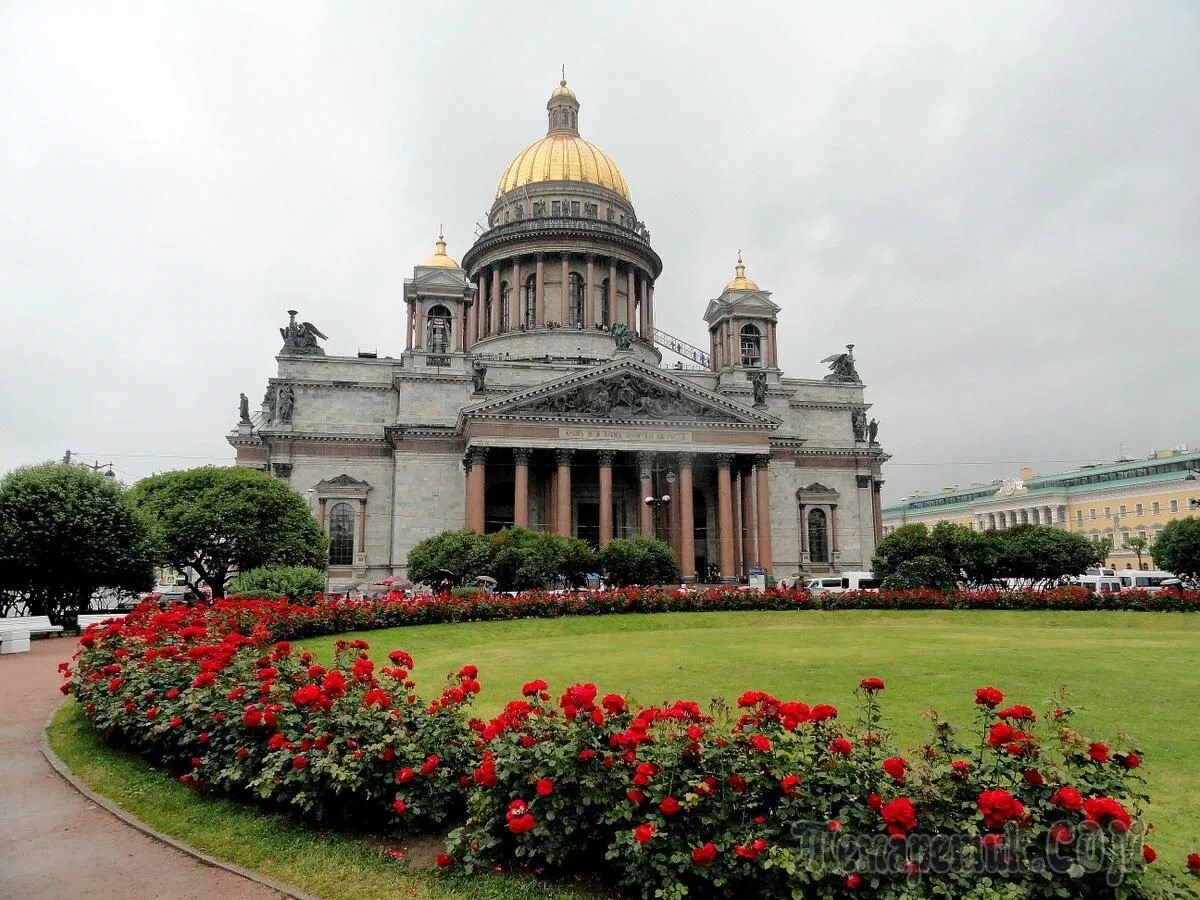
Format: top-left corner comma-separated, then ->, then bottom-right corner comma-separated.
169,716 -> 184,728
827,820 -> 842,832
975,686 -> 1004,708
1088,742 -> 1110,763
692,842 -> 717,866
577,749 -> 596,762
1022,768 -> 1044,788
951,760 -> 971,779
881,797 -> 917,838
602,693 -> 626,715
392,798 -> 406,815
997,705 -> 1036,722
508,813 -> 536,834
977,789 -> 1025,830
660,796 -> 680,815
829,737 -> 854,756
1187,852 -> 1200,872
780,774 -> 801,797
749,734 -> 772,752
1051,786 -> 1083,811
904,860 -> 920,879
859,677 -> 885,693
733,838 -> 766,862
1049,825 -> 1072,845
522,679 -> 548,696
729,774 -> 747,793
980,834 -> 1004,848
1143,844 -> 1157,864
634,823 -> 656,844
626,789 -> 645,805
867,792 -> 883,811
536,777 -> 554,796
397,767 -> 415,783
435,853 -> 453,868
420,754 -> 439,776
845,873 -> 863,890
882,757 -> 908,781
1119,752 -> 1142,770
810,704 -> 838,722
1082,796 -> 1131,833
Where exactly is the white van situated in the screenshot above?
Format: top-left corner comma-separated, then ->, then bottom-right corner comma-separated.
805,571 -> 882,594
1065,574 -> 1122,594
1116,570 -> 1176,593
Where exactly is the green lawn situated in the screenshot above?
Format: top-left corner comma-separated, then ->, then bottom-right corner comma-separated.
305,609 -> 1200,860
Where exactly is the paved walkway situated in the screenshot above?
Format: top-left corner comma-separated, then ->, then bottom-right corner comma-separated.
0,638 -> 280,899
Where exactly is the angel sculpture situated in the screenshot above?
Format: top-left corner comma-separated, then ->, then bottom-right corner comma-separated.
821,344 -> 860,383
279,309 -> 328,356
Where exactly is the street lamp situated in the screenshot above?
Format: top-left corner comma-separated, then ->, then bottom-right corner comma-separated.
644,469 -> 676,535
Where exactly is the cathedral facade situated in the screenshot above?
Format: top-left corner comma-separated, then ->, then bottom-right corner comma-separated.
229,81 -> 887,588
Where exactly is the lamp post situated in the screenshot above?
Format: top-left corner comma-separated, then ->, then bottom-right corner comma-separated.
644,468 -> 676,538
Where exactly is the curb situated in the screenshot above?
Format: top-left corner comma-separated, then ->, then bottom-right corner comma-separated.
40,701 -> 320,900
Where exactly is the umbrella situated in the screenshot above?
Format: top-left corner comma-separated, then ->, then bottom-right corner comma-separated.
472,575 -> 498,586
377,575 -> 413,588
343,581 -> 366,591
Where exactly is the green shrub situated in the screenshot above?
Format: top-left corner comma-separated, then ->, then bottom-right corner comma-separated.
450,586 -> 485,599
405,529 -> 494,587
880,554 -> 956,591
598,536 -> 679,586
227,565 -> 325,600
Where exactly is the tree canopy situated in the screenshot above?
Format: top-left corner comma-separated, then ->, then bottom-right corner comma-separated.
1151,517 -> 1200,582
598,536 -> 679,587
872,521 -> 1103,589
405,529 -> 495,588
0,462 -> 155,622
128,467 -> 327,599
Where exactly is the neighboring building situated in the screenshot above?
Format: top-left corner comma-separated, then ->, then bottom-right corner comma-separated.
882,446 -> 1200,570
229,80 -> 888,587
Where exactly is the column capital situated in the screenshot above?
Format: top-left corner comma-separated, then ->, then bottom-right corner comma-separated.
636,450 -> 654,479
856,474 -> 872,489
555,447 -> 575,466
597,449 -> 617,466
676,451 -> 696,469
714,453 -> 734,470
753,453 -> 770,470
512,447 -> 532,465
468,446 -> 489,465
536,251 -> 546,262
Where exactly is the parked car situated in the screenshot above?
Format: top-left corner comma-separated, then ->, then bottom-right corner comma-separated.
1065,574 -> 1122,594
1116,570 -> 1177,593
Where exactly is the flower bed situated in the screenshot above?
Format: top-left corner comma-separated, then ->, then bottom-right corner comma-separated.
63,596 -> 1199,898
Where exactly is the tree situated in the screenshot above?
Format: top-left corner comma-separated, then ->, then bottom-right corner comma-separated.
871,524 -> 934,580
1126,535 -> 1149,569
1150,517 -> 1200,582
880,555 -> 957,592
929,522 -> 1002,586
994,525 -> 1104,587
0,462 -> 155,623
226,566 -> 325,600
405,529 -> 494,588
599,536 -> 679,587
490,528 -> 566,591
129,467 -> 327,599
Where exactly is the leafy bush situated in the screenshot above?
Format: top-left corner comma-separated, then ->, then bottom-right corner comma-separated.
880,555 -> 957,592
405,529 -> 494,587
1151,517 -> 1200,582
599,536 -> 680,586
490,528 -> 577,591
227,566 -> 325,600
450,586 -> 485,599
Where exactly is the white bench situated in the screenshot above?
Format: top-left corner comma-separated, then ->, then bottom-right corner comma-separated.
1,616 -> 64,637
78,613 -> 129,629
0,627 -> 31,654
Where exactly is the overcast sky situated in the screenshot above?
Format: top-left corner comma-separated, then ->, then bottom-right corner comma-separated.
3,2 -> 1198,502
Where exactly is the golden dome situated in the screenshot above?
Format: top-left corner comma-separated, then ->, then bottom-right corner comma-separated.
725,254 -> 760,291
421,233 -> 459,268
494,79 -> 631,201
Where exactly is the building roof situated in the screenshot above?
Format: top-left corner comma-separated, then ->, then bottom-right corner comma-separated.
883,448 -> 1200,516
420,234 -> 459,269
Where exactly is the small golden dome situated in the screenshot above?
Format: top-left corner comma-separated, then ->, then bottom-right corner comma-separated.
421,233 -> 459,268
725,253 -> 760,291
550,79 -> 576,100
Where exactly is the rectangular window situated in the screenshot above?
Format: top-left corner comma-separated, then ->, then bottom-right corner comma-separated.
1104,506 -> 1111,517
1076,510 -> 1083,524
515,203 -> 524,220
606,206 -> 615,222
1090,508 -> 1096,519
1137,529 -> 1147,540
1170,500 -> 1178,512
570,201 -> 580,216
1135,503 -> 1143,515
1152,501 -> 1160,514
551,200 -> 561,216
584,202 -> 598,218
1119,504 -> 1127,515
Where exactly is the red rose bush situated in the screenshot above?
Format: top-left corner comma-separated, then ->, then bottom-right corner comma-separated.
64,597 -> 1197,897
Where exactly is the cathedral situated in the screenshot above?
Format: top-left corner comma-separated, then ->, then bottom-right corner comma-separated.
229,80 -> 887,588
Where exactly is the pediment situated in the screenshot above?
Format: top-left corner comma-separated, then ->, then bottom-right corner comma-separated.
409,268 -> 470,289
703,292 -> 781,323
461,359 -> 780,429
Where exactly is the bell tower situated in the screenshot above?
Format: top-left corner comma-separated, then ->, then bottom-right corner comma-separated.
403,233 -> 476,356
702,254 -> 781,384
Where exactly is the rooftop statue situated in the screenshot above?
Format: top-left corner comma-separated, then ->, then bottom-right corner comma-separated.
821,344 -> 860,383
279,309 -> 327,356
750,370 -> 768,407
610,322 -> 633,352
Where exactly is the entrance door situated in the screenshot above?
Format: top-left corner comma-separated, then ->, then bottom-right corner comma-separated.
577,501 -> 600,548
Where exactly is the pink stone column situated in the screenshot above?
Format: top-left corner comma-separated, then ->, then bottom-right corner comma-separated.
560,253 -> 570,325
678,453 -> 696,581
512,258 -> 522,327
626,268 -> 636,328
740,466 -> 756,577
598,450 -> 614,547
608,260 -> 617,326
535,254 -> 545,327
755,455 -> 773,576
555,448 -> 573,536
639,277 -> 649,338
513,448 -> 530,528
476,270 -> 488,338
716,454 -> 735,581
490,268 -> 501,334
405,301 -> 414,350
637,451 -> 654,537
586,255 -> 596,326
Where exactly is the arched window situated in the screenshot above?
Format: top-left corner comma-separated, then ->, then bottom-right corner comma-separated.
426,304 -> 451,354
568,272 -> 585,327
600,277 -> 610,326
740,323 -> 762,367
328,502 -> 355,566
808,508 -> 829,563
524,274 -> 536,327
499,282 -> 511,333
